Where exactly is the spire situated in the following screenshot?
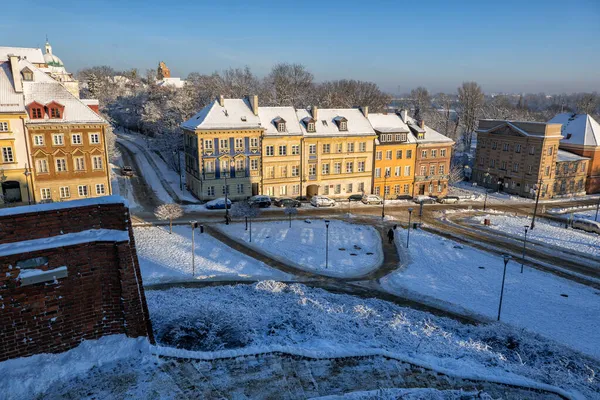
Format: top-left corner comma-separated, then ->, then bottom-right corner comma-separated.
45,37 -> 52,55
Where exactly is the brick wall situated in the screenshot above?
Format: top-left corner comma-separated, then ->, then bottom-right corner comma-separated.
0,199 -> 153,362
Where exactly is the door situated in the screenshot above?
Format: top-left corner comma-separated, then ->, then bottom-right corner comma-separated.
252,183 -> 259,196
418,185 -> 425,195
1,181 -> 22,203
306,184 -> 319,198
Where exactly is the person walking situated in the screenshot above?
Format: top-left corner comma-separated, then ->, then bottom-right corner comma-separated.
387,228 -> 394,244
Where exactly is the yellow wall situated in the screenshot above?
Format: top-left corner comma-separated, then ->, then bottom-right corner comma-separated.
373,142 -> 417,198
261,135 -> 302,197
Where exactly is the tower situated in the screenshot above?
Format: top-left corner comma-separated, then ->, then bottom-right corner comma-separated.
157,61 -> 171,80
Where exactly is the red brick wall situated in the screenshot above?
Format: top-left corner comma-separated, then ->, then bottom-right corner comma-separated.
0,200 -> 153,362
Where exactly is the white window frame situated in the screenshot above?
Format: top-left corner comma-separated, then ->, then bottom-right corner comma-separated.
71,134 -> 82,145
95,184 -> 106,195
74,156 -> 85,171
78,185 -> 88,197
250,159 -> 258,171
92,155 -> 103,170
291,145 -> 300,155
205,139 -> 214,150
309,144 -> 316,155
52,134 -> 64,146
55,158 -> 67,172
278,145 -> 287,156
40,188 -> 51,200
0,122 -> 8,132
1,146 -> 14,163
89,133 -> 100,145
266,145 -> 274,156
357,161 -> 365,172
37,158 -> 48,173
59,186 -> 70,198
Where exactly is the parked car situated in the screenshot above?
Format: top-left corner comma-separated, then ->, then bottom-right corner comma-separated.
248,195 -> 272,208
437,196 -> 460,204
413,195 -> 436,204
205,198 -> 232,209
121,166 -> 134,177
395,195 -> 413,200
572,219 -> 600,234
295,196 -> 310,203
273,197 -> 301,208
310,195 -> 336,207
361,194 -> 383,205
348,194 -> 363,202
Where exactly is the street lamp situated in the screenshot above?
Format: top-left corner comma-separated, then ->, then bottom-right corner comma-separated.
381,170 -> 390,220
172,150 -> 182,191
463,165 -> 471,182
406,208 -> 413,248
530,179 -> 543,230
483,189 -> 489,211
521,226 -> 529,273
223,170 -> 230,225
23,164 -> 32,205
497,254 -> 512,321
497,180 -> 502,193
324,219 -> 330,269
595,195 -> 600,222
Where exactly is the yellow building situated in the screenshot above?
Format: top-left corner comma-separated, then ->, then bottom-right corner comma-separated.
368,113 -> 417,198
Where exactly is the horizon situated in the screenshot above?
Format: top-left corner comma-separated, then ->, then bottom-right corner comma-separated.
1,0 -> 599,95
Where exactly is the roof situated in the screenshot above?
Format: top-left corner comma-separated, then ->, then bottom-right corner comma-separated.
258,107 -> 302,135
401,114 -> 454,144
157,77 -> 185,88
556,149 -> 589,162
0,62 -> 25,113
0,195 -> 127,217
296,108 -> 375,136
0,47 -> 45,64
182,98 -> 262,131
367,113 -> 411,134
476,120 -> 563,139
548,113 -> 600,147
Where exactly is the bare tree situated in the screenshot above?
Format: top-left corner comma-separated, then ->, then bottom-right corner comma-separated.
449,164 -> 465,184
410,87 -> 431,120
457,82 -> 485,150
230,201 -> 261,236
576,93 -> 599,115
266,63 -> 314,108
154,203 -> 183,234
283,205 -> 298,228
315,80 -> 391,112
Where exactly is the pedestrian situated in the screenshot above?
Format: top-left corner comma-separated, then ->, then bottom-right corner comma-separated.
393,224 -> 398,230
387,228 -> 394,244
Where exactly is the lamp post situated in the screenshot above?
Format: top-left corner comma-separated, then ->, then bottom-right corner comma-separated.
23,164 -> 32,205
483,190 -> 489,211
190,221 -> 197,276
521,226 -> 529,273
324,219 -> 330,269
497,254 -> 512,321
173,150 -> 182,191
223,171 -> 230,225
463,165 -> 471,182
595,195 -> 600,222
406,208 -> 413,248
381,170 -> 390,220
530,179 -> 543,230
497,180 -> 502,193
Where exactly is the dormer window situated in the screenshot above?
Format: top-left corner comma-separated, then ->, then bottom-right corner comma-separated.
334,116 -> 348,131
27,102 -> 45,119
273,117 -> 286,133
46,101 -> 64,119
340,121 -> 347,131
418,132 -> 425,140
50,107 -> 61,118
22,67 -> 34,82
307,122 -> 315,132
302,117 -> 316,133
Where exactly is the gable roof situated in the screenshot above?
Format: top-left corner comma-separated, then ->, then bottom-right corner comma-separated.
548,113 -> 600,147
182,98 -> 261,130
476,119 -> 563,139
556,149 -> 589,162
296,108 -> 375,136
401,114 -> 454,144
0,62 -> 25,113
0,47 -> 45,64
258,107 -> 302,135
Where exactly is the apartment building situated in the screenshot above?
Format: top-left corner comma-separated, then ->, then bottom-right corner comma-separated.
554,150 -> 588,196
368,111 -> 417,198
473,120 -> 563,199
296,106 -> 375,198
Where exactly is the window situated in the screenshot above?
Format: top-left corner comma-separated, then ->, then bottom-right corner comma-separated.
89,133 -> 100,144
322,163 -> 330,175
384,167 -> 391,177
334,162 -> 342,174
395,166 -> 401,176
339,121 -> 347,131
529,146 -> 535,155
250,137 -> 259,148
440,149 -> 446,157
503,143 -> 509,151
279,185 -> 287,195
375,168 -> 381,178
429,165 -> 436,175
396,150 -> 402,159
395,134 -> 401,142
403,184 -> 410,194
406,150 -> 412,159
235,138 -> 244,149
205,160 -> 215,173
347,183 -> 353,192
291,145 -> 300,155
309,144 -> 316,155
78,185 -> 88,197
235,158 -> 244,171
335,184 -> 341,194
266,166 -> 275,178
250,159 -> 258,171
0,122 -> 8,132
323,185 -> 329,195
31,107 -> 43,119
266,146 -> 274,156
386,150 -> 392,160
278,145 -> 287,156
96,184 -> 106,195
207,186 -> 215,196
358,182 -> 364,193
394,185 -> 400,195
429,183 -> 434,193
347,143 -> 354,153
492,141 -> 497,150
22,69 -> 33,81
548,146 -> 554,156
421,150 -> 427,158
55,158 -> 67,172
359,142 -> 366,152
277,122 -> 286,132
59,186 -> 70,198
36,158 -> 48,173
581,162 -> 586,172
52,134 -> 64,145
220,184 -> 230,195
439,165 -> 445,174
376,151 -> 382,160
528,165 -> 533,174
384,186 -> 390,196
357,161 -> 365,172
501,161 -> 507,170
1,147 -> 14,163
291,165 -> 299,176
374,187 -> 380,195
336,143 -> 343,153
221,159 -> 230,174
515,144 -> 521,153
431,149 -> 437,158
205,139 -> 214,150
346,162 -> 353,173
490,159 -> 495,168
322,144 -> 330,153
34,135 -> 44,146
220,139 -> 229,149
404,166 -> 411,176
309,164 -> 316,176
92,156 -> 103,170
49,107 -> 61,118
292,184 -> 300,195
280,166 -> 287,177
438,184 -> 443,193
420,166 -> 427,176
266,187 -> 274,196
545,166 -> 550,176
237,184 -> 245,194
74,156 -> 85,171
40,188 -> 51,200
307,122 -> 315,132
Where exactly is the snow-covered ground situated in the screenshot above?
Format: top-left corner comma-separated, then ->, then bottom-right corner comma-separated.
134,226 -> 291,284
217,220 -> 383,278
380,229 -> 600,359
470,213 -> 600,256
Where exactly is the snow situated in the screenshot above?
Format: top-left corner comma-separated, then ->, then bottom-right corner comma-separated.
258,106 -> 303,135
182,98 -> 261,130
146,283 -> 599,398
18,265 -> 67,279
216,220 -> 383,278
471,213 -> 600,256
0,195 -> 127,217
0,229 -> 129,257
133,226 -> 291,283
549,112 -> 600,146
0,335 -> 150,400
312,388 -> 486,399
380,229 -> 600,359
296,108 -> 375,136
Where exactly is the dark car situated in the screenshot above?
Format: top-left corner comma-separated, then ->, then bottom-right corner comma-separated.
248,195 -> 272,208
395,195 -> 413,200
295,196 -> 310,203
348,194 -> 363,202
121,166 -> 134,177
273,197 -> 301,208
205,198 -> 232,209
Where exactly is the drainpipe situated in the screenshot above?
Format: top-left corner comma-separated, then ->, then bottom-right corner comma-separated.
21,117 -> 36,203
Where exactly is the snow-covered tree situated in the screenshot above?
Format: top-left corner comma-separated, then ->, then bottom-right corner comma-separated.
154,203 -> 183,234
283,205 -> 298,228
231,202 -> 260,231
457,82 -> 485,150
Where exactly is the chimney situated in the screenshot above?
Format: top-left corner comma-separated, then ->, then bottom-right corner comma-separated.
419,119 -> 425,129
360,106 -> 369,118
400,109 -> 408,122
249,95 -> 258,116
8,55 -> 23,93
218,95 -> 224,107
312,105 -> 318,120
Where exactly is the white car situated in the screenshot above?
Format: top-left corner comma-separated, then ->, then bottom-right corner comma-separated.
572,219 -> 600,234
361,195 -> 383,205
311,195 -> 336,207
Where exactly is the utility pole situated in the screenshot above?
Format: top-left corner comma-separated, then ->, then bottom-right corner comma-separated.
530,178 -> 543,230
191,221 -> 197,277
381,170 -> 390,220
521,226 -> 529,273
406,208 -> 413,248
497,255 -> 512,321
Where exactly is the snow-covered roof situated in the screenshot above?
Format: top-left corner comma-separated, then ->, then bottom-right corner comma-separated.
157,77 -> 185,88
367,113 -> 411,134
182,99 -> 262,131
0,47 -> 45,64
0,195 -> 127,217
548,113 -> 600,147
296,108 -> 375,136
19,59 -> 105,125
556,149 -> 589,162
401,114 -> 454,144
258,107 -> 302,135
0,62 -> 25,113
477,120 -> 563,139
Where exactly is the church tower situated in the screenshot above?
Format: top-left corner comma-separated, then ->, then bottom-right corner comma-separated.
157,61 -> 171,80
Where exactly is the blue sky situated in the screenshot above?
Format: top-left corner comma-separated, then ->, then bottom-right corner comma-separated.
2,0 -> 599,94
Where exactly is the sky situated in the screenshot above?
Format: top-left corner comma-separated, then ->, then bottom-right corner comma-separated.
1,0 -> 599,95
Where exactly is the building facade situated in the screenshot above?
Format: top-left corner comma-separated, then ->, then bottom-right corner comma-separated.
553,150 -> 588,197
